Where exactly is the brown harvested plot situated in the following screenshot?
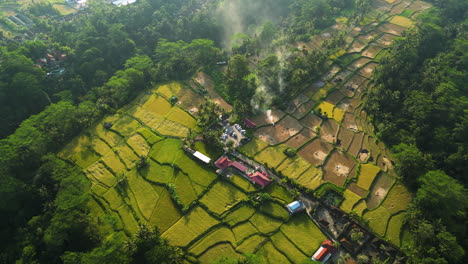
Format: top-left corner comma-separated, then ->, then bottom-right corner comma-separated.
348,182 -> 369,197
319,119 -> 339,144
251,108 -> 286,127
368,136 -> 380,162
173,83 -> 205,111
141,94 -> 172,116
337,127 -> 355,150
348,40 -> 367,53
133,107 -> 165,130
127,134 -> 150,156
255,115 -> 303,145
358,62 -> 378,78
366,173 -> 396,210
362,44 -> 385,59
194,72 -> 233,111
325,91 -> 345,106
285,128 -> 316,149
377,22 -> 407,36
300,113 -> 323,132
86,162 -> 116,187
347,57 -> 373,72
292,100 -> 315,119
390,4 -> 407,15
407,0 -> 432,12
285,94 -> 310,114
298,138 -> 333,166
323,150 -> 357,186
376,33 -> 397,46
342,113 -> 360,132
115,144 -> 139,169
324,65 -> 341,81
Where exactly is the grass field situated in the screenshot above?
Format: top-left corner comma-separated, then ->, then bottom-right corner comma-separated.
90,137 -> 112,156
386,212 -> 407,246
142,94 -> 172,116
352,200 -> 368,216
101,151 -> 127,174
101,188 -> 124,210
254,146 -> 288,168
224,205 -> 256,226
140,160 -> 174,184
249,212 -> 283,234
112,115 -> 141,137
230,174 -> 257,193
280,214 -> 325,255
340,189 -> 362,213
148,185 -> 182,232
52,4 -> 76,15
356,164 -> 381,190
271,231 -> 309,263
381,183 -> 412,214
175,172 -> 199,206
240,138 -> 269,157
236,234 -> 268,253
86,162 -> 116,187
259,201 -> 290,221
188,226 -> 237,256
199,243 -> 240,263
295,167 -> 324,190
126,169 -> 159,220
257,242 -> 290,264
232,222 -> 258,242
277,156 -> 311,180
363,206 -> 392,237
162,206 -> 219,247
199,181 -> 248,215
266,184 -> 294,203
138,127 -> 162,145
165,107 -> 197,128
390,15 -> 414,28
126,134 -> 150,156
149,138 -> 182,164
115,144 -> 139,169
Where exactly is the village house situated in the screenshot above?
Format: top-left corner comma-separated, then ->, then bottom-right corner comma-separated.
311,240 -> 337,263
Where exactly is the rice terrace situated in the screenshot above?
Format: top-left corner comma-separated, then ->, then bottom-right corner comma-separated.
55,1 -> 434,263
2,0 -> 465,263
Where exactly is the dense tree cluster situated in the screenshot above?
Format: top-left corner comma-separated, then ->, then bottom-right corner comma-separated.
366,1 -> 467,262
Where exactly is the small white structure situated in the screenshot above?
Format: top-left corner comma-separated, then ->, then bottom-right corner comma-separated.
193,151 -> 211,164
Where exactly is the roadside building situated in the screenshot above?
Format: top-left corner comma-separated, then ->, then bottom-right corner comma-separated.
243,118 -> 256,129
311,240 -> 337,263
248,171 -> 271,188
286,200 -> 304,214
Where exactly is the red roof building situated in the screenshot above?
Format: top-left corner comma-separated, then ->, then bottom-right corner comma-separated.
249,172 -> 271,188
243,118 -> 256,128
215,156 -> 232,170
311,240 -> 337,263
231,161 -> 248,173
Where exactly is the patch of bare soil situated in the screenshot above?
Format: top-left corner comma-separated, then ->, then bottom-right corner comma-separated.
362,44 -> 385,59
366,173 -> 395,209
298,138 -> 334,166
337,127 -> 355,150
348,183 -> 369,197
300,113 -> 323,132
358,62 -> 378,78
377,22 -> 407,36
255,115 -> 303,145
285,94 -> 310,114
320,119 -> 340,144
375,33 -> 397,47
292,100 -> 315,119
325,91 -> 346,106
285,128 -> 316,149
194,72 -> 232,111
251,108 -> 286,127
348,132 -> 365,157
323,150 -> 357,186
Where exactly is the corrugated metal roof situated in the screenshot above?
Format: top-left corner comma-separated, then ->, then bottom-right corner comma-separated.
193,151 -> 211,164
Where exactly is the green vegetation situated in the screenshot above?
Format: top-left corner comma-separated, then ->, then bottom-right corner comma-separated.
356,164 -> 380,190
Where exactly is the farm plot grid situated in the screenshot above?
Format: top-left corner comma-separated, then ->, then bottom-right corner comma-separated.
59,81 -> 329,263
240,0 -> 429,248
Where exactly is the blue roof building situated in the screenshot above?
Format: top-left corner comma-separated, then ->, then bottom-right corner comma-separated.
286,200 -> 304,214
